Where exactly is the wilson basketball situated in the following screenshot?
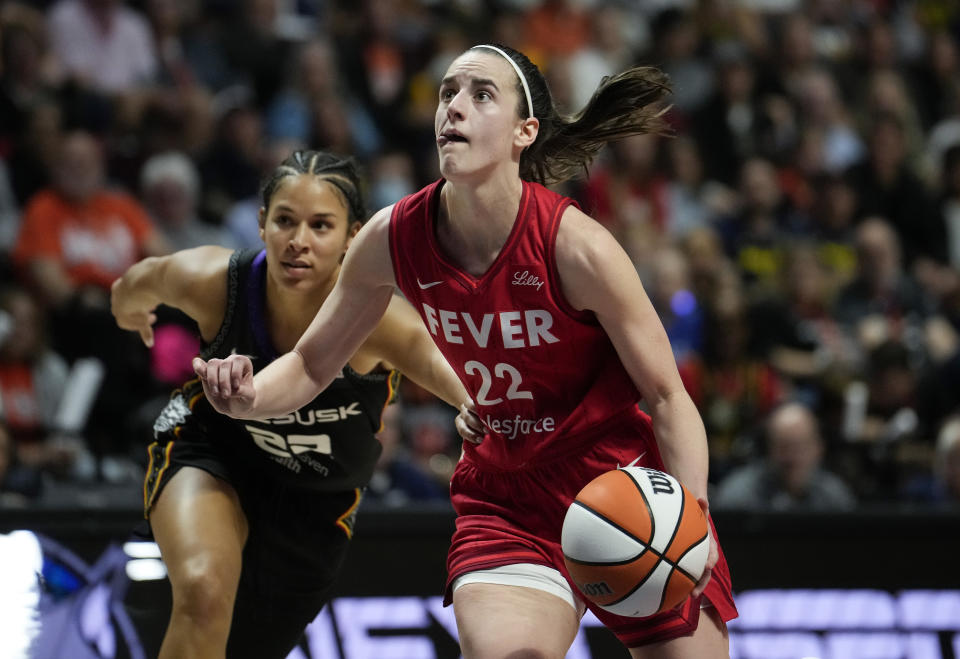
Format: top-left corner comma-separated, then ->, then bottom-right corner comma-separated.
561,466 -> 709,618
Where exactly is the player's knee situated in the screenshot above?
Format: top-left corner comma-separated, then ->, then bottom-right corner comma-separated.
459,631 -> 565,659
170,557 -> 237,625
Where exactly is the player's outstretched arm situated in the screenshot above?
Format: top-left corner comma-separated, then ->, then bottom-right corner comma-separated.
196,209 -> 399,420
110,246 -> 232,347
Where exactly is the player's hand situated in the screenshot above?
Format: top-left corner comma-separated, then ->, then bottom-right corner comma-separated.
110,280 -> 157,347
193,355 -> 257,418
454,399 -> 485,445
690,497 -> 718,599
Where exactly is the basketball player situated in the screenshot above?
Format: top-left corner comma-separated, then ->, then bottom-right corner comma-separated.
195,46 -> 738,657
111,151 -> 472,659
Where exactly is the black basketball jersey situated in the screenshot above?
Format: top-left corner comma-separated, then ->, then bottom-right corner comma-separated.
153,249 -> 398,491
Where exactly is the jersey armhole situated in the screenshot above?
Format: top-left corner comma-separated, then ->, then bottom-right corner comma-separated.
201,248 -> 247,358
388,198 -> 409,296
546,200 -> 600,325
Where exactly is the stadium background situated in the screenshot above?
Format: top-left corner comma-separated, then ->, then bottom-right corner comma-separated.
2,0 -> 960,657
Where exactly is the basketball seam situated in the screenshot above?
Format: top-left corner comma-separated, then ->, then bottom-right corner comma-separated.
589,470 -> 667,611
671,531 -> 709,583
652,479 -> 687,613
562,501 -> 648,566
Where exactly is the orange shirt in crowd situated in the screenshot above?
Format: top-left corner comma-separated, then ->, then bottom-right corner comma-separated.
13,189 -> 154,291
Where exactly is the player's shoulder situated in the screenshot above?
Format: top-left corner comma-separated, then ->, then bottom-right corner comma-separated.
169,245 -> 234,281
555,205 -> 619,261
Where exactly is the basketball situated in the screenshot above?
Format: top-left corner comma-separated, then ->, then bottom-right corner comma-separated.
561,466 -> 709,618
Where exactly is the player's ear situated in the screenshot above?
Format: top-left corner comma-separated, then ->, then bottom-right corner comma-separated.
515,117 -> 539,150
258,207 -> 267,242
342,221 -> 362,260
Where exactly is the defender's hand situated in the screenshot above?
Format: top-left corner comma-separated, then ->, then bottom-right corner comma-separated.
110,280 -> 157,347
193,355 -> 257,418
455,399 -> 485,445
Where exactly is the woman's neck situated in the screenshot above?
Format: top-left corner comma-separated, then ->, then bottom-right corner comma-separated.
438,173 -> 524,276
264,273 -> 336,352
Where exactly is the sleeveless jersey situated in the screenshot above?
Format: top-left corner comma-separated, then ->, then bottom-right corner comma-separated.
390,180 -> 640,469
153,249 -> 397,491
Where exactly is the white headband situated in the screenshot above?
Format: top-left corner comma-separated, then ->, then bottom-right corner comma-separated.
473,44 -> 534,120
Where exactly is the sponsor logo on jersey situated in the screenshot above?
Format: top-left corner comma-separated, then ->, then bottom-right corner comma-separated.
245,425 -> 332,476
417,278 -> 444,289
263,402 -> 362,425
152,395 -> 190,437
511,269 -> 546,290
421,304 -> 559,349
483,414 -> 555,440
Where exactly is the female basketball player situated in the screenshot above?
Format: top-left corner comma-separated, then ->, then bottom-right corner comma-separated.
111,151 -> 472,659
194,46 -> 738,657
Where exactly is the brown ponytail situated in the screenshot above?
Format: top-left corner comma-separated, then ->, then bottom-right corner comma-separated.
470,44 -> 673,186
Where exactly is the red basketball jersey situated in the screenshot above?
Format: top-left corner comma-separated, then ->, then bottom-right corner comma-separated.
390,180 -> 641,469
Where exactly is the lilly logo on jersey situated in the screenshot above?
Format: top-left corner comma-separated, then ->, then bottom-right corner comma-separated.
422,304 -> 559,349
512,270 -> 545,290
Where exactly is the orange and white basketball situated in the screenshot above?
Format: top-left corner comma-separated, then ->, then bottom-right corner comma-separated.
561,466 -> 709,618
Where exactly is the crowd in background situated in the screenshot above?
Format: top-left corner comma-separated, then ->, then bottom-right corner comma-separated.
1,0 -> 959,511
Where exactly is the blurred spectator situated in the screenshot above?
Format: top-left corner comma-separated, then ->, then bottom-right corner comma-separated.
564,5 -> 639,112
649,246 -> 703,362
809,172 -> 859,290
523,0 -> 591,61
580,133 -> 668,276
12,129 -> 168,462
693,44 -> 763,186
0,287 -> 68,445
364,403 -> 448,507
368,151 -> 417,212
662,136 -> 735,238
0,9 -> 57,160
847,112 -> 944,265
713,402 -> 857,511
143,0 -> 232,92
902,415 -> 960,505
0,420 -> 42,504
13,130 -> 168,308
214,0 -> 289,108
651,8 -> 714,122
47,0 -> 157,95
199,99 -> 264,222
140,150 -> 236,250
793,69 -> 864,174
910,30 -> 960,132
403,403 -> 458,490
5,96 -> 61,207
854,339 -> 922,445
862,70 -> 925,164
717,157 -> 809,293
832,217 -> 935,347
679,273 -> 784,472
749,243 -> 855,403
938,143 -> 960,270
0,287 -> 93,483
264,37 -> 381,159
0,160 -> 18,255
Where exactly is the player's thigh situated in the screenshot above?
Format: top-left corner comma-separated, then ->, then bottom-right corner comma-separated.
629,606 -> 729,659
150,466 -> 249,599
453,582 -> 581,659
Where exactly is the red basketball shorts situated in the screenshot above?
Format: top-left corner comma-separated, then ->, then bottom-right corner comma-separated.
443,407 -> 738,648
